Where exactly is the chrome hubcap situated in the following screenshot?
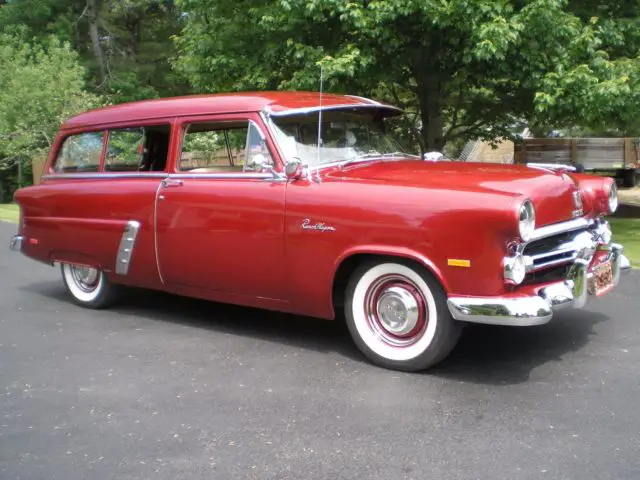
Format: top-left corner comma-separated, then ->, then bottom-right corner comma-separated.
364,275 -> 428,347
376,286 -> 420,336
69,265 -> 100,292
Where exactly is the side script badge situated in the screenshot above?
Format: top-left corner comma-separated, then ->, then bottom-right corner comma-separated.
301,218 -> 336,232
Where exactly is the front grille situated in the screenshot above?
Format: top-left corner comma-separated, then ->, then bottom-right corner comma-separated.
523,226 -> 592,275
522,263 -> 571,286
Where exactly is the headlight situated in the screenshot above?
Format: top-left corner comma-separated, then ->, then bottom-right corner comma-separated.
608,183 -> 618,213
518,199 -> 536,242
504,253 -> 527,285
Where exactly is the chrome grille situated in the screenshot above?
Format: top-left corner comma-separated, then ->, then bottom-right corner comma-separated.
523,226 -> 595,274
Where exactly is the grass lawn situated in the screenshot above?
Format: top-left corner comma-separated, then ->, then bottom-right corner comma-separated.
609,217 -> 640,267
0,204 -> 19,224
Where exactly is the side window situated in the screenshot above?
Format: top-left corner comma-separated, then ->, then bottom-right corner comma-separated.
53,131 -> 104,173
179,121 -> 274,173
105,125 -> 170,172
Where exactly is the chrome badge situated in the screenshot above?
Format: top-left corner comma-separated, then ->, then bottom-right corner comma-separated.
301,218 -> 336,232
572,190 -> 584,218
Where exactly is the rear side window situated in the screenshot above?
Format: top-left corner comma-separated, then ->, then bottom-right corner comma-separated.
53,131 -> 104,173
105,125 -> 170,172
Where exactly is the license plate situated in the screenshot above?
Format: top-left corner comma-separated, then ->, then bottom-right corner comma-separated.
593,260 -> 614,296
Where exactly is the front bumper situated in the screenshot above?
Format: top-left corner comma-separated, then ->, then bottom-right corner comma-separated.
447,243 -> 631,326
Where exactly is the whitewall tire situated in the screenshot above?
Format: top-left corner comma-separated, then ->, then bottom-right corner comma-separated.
345,260 -> 462,372
60,263 -> 120,309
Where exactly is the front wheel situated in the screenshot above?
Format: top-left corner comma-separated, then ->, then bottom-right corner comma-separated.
344,260 -> 462,372
60,263 -> 121,309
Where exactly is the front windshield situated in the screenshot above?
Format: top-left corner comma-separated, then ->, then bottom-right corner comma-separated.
268,109 -> 419,168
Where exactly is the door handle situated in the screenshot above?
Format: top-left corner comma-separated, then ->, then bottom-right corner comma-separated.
161,178 -> 184,188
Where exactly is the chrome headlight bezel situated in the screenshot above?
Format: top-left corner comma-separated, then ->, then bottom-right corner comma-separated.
607,183 -> 618,214
518,199 -> 536,242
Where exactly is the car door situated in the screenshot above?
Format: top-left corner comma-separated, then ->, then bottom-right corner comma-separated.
154,113 -> 287,301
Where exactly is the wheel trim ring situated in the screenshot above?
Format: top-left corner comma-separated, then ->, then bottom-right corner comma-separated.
69,265 -> 100,293
364,274 -> 428,348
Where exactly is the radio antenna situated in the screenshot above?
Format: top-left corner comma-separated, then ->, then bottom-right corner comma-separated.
316,64 -> 324,170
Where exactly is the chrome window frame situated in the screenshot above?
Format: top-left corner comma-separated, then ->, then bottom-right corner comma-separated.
52,130 -> 106,174
176,118 -> 273,175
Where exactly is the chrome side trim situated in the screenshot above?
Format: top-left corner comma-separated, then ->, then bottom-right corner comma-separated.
9,235 -> 24,252
40,172 -> 274,181
42,173 -> 168,180
529,218 -> 592,242
115,220 -> 141,275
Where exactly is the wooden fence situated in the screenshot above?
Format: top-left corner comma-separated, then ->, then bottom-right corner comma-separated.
514,138 -> 640,171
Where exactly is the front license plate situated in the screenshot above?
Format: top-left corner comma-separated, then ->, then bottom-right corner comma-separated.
593,260 -> 614,296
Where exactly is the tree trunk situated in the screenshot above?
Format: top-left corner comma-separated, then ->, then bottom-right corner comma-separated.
86,0 -> 107,84
417,74 -> 445,151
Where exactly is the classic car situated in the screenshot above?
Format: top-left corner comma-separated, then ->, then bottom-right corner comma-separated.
9,91 -> 632,372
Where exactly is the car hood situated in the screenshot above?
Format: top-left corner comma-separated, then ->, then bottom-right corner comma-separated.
326,159 -> 582,227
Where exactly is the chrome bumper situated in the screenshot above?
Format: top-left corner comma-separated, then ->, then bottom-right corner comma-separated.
9,234 -> 24,252
447,243 -> 631,327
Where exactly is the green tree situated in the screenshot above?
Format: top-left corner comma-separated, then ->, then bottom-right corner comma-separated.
533,1 -> 640,135
0,0 -> 189,103
0,29 -> 102,188
173,0 -> 639,151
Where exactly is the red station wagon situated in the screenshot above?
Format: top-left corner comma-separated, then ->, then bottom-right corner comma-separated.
9,92 -> 632,372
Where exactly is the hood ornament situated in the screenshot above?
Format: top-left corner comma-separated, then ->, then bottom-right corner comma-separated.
572,190 -> 584,218
423,151 -> 444,162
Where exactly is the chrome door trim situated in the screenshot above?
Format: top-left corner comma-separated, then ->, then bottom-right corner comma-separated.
153,180 -> 166,285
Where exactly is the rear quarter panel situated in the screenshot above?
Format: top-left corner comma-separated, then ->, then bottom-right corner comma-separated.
14,177 -> 162,288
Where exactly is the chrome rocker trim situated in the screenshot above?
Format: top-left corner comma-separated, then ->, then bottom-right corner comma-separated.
9,234 -> 24,252
447,243 -> 631,327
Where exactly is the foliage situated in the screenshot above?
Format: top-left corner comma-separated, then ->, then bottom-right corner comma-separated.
172,0 -> 639,150
533,1 -> 640,136
0,0 -> 189,103
0,29 -> 102,178
1,0 -> 640,158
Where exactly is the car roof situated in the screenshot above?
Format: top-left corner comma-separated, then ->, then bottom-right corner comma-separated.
61,91 -> 401,130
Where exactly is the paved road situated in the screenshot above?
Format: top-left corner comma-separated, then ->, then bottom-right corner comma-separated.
1,221 -> 639,480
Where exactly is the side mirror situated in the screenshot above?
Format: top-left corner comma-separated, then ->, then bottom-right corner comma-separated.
285,160 -> 303,180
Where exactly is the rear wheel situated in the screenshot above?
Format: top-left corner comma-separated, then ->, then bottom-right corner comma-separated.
344,259 -> 462,372
60,263 -> 120,309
